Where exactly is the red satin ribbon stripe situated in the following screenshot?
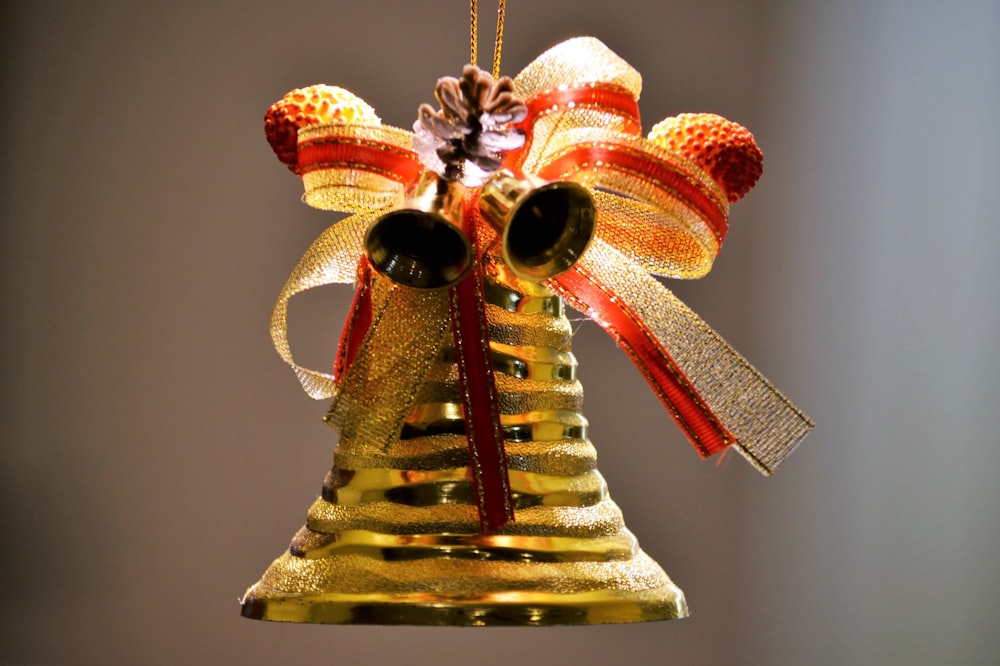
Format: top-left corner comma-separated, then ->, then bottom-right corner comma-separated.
537,142 -> 730,244
449,210 -> 515,531
554,265 -> 732,457
522,83 -> 643,136
333,258 -> 374,383
297,137 -> 424,182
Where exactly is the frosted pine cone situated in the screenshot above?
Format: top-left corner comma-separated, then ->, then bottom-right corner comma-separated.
413,65 -> 527,184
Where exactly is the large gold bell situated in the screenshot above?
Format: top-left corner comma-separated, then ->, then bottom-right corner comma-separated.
240,263 -> 687,626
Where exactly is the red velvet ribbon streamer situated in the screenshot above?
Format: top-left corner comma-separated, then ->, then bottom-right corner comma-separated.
448,210 -> 515,532
553,264 -> 732,458
333,257 -> 374,382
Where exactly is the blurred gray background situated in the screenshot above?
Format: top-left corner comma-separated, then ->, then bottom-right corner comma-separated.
2,1 -> 998,664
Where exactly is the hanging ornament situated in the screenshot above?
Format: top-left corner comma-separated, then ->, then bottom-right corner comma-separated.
242,2 -> 812,626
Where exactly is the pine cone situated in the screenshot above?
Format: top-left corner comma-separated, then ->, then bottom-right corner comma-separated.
413,65 -> 527,183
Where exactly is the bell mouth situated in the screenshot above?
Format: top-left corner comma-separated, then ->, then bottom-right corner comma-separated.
502,182 -> 595,281
365,210 -> 473,290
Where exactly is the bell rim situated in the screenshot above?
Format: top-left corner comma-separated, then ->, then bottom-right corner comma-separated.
240,577 -> 688,626
364,208 -> 475,290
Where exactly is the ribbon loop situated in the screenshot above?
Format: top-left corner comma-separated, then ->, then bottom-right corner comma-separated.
449,212 -> 515,531
511,37 -> 645,175
534,127 -> 728,279
298,124 -> 423,212
513,36 -> 643,101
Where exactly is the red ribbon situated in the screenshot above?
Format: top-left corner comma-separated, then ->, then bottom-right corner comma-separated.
297,137 -> 423,182
448,209 -> 515,531
553,264 -> 731,457
333,258 -> 374,382
522,83 -> 642,135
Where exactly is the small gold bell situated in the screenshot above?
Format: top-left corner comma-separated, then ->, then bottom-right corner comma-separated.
365,171 -> 474,289
479,169 -> 596,281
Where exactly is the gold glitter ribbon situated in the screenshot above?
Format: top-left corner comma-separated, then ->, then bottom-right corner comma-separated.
270,123 -> 448,448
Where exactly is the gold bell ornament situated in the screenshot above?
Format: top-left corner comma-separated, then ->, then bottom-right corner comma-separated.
241,22 -> 813,626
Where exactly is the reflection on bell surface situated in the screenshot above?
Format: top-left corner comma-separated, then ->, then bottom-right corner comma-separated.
240,261 -> 688,626
364,171 -> 474,289
479,169 -> 596,281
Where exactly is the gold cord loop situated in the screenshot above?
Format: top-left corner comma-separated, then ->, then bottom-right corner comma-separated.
493,0 -> 506,79
470,0 -> 507,77
470,0 -> 478,66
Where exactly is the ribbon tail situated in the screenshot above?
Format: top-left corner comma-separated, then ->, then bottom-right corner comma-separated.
271,212 -> 383,399
324,278 -> 452,449
451,214 -> 514,533
333,257 -> 375,381
553,238 -> 813,474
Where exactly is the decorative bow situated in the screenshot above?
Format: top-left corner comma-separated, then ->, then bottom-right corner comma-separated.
267,37 -> 813,533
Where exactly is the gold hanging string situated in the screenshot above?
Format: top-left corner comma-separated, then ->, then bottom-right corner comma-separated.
470,0 -> 478,67
470,0 -> 507,77
492,0 -> 506,79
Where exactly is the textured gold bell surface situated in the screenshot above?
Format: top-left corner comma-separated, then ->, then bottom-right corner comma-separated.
364,170 -> 473,289
241,263 -> 688,626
